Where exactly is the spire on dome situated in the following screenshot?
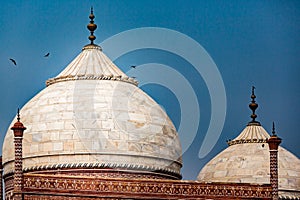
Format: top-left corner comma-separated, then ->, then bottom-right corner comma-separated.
227,87 -> 269,146
46,7 -> 138,87
248,86 -> 260,126
87,6 -> 97,45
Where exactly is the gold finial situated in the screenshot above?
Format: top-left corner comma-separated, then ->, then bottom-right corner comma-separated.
87,6 -> 97,45
248,86 -> 260,125
17,108 -> 20,122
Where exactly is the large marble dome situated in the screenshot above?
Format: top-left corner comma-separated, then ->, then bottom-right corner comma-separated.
2,44 -> 182,179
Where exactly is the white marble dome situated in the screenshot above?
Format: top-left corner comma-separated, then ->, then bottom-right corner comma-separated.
2,45 -> 182,179
197,124 -> 300,198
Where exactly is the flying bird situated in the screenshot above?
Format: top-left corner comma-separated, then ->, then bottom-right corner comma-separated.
9,58 -> 17,66
130,65 -> 136,69
44,53 -> 50,57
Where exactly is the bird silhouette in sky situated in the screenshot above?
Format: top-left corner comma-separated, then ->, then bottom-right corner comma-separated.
130,65 -> 136,69
44,53 -> 50,57
9,58 -> 17,66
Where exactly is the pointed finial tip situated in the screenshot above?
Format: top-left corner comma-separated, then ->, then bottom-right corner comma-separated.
17,108 -> 20,122
251,85 -> 256,99
272,122 -> 276,136
252,86 -> 255,94
89,6 -> 94,19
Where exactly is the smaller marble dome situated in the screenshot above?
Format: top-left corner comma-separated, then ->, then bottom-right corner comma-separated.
197,88 -> 300,198
197,125 -> 300,189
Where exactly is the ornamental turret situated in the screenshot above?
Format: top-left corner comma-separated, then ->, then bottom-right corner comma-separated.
11,109 -> 26,200
267,122 -> 282,200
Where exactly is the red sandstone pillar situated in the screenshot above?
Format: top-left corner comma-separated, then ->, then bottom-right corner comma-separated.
267,123 -> 281,200
11,109 -> 26,200
0,156 -> 3,200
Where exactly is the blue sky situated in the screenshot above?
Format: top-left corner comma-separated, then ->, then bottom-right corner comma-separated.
0,0 -> 299,180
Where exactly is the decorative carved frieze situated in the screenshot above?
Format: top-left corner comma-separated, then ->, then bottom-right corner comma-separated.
46,74 -> 138,87
22,162 -> 181,180
21,173 -> 272,199
29,169 -> 171,180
